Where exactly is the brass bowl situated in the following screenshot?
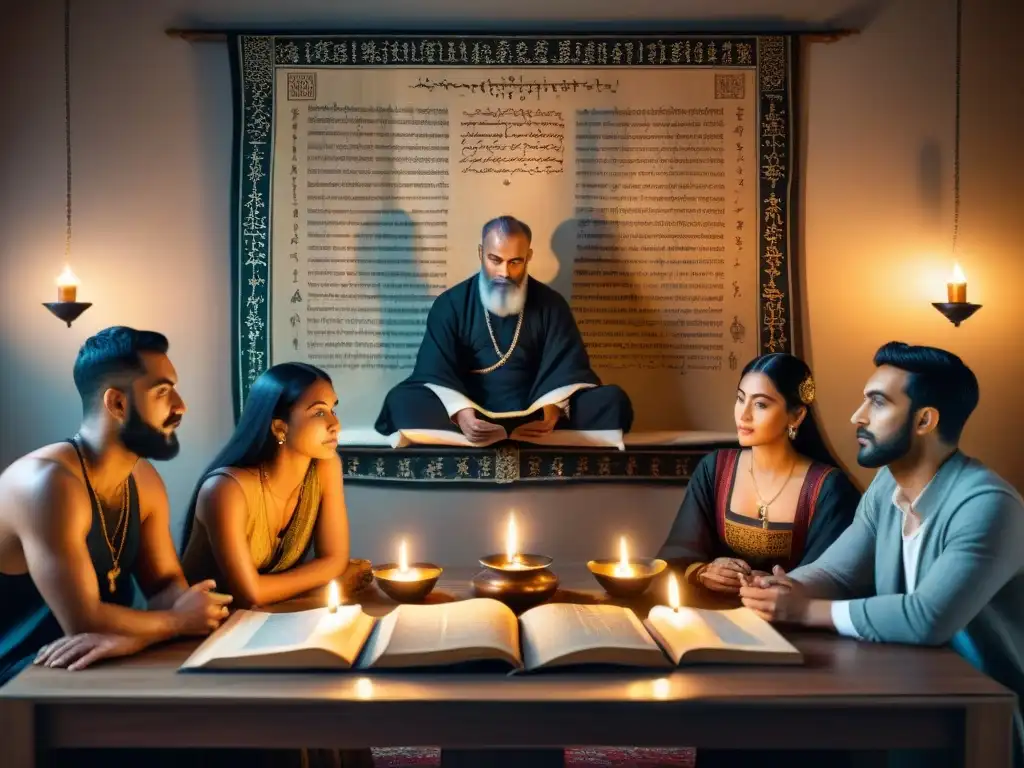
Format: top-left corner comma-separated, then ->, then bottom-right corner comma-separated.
587,557 -> 667,598
372,562 -> 443,603
472,553 -> 559,612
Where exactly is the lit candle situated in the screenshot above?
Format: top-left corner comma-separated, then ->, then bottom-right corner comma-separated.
391,538 -> 418,582
613,536 -> 636,578
947,263 -> 967,303
668,572 -> 680,614
327,579 -> 340,613
56,264 -> 79,303
505,512 -> 526,569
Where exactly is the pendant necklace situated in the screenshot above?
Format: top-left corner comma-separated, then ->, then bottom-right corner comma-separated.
73,435 -> 130,593
749,453 -> 796,529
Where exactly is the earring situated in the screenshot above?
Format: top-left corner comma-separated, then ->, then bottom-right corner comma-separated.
277,437 -> 285,445
787,425 -> 797,440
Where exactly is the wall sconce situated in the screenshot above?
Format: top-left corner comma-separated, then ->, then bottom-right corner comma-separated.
930,0 -> 981,329
44,264 -> 91,328
43,0 -> 92,329
932,262 -> 981,327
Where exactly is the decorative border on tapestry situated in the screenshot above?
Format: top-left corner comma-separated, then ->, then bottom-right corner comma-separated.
336,441 -> 737,485
228,33 -> 797,418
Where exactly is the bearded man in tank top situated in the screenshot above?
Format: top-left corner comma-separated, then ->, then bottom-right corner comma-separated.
0,326 -> 231,683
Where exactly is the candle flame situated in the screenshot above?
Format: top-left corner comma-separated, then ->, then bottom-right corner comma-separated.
951,262 -> 967,283
56,264 -> 79,287
327,579 -> 340,612
399,539 -> 408,572
668,572 -> 680,611
505,513 -> 518,563
613,535 -> 635,577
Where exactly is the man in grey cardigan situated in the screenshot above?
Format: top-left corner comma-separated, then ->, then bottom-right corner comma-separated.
740,341 -> 1024,766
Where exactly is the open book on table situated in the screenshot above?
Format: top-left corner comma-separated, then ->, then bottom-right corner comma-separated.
180,598 -> 801,672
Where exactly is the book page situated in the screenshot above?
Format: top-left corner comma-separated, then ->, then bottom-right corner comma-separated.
423,383 -> 593,421
646,605 -> 801,665
180,606 -> 375,670
393,428 -> 507,448
518,603 -> 670,671
389,428 -> 624,449
362,598 -> 521,669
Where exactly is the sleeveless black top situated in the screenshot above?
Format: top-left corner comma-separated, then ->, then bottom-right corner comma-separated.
0,439 -> 141,685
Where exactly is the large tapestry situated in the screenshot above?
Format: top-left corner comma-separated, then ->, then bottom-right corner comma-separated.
228,34 -> 799,433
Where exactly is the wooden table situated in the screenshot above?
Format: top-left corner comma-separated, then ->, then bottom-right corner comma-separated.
0,566 -> 1016,767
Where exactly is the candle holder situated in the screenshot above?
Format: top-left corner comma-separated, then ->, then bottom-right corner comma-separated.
373,562 -> 443,603
587,557 -> 667,598
932,302 -> 982,327
471,554 -> 559,612
43,301 -> 92,328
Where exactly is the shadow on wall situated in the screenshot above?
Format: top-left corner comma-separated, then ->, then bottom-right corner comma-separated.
547,217 -> 578,301
357,209 -> 432,372
550,209 -> 699,431
0,333 -> 84,471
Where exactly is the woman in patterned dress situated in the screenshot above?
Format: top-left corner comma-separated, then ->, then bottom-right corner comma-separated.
658,353 -> 861,594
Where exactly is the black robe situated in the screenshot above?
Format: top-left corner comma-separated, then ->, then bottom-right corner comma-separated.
375,275 -> 631,434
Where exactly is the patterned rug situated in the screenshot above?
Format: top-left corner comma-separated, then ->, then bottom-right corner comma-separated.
371,747 -> 695,767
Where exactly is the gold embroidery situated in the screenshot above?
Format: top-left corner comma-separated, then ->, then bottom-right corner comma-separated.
723,517 -> 792,561
495,445 -> 520,483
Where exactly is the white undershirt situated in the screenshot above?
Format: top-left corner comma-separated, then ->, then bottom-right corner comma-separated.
830,485 -> 929,638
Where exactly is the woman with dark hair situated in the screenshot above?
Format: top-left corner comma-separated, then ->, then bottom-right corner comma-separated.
180,362 -> 361,608
180,363 -> 374,767
657,353 -> 861,595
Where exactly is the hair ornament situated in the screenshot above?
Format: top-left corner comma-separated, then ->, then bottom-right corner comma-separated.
798,375 -> 816,405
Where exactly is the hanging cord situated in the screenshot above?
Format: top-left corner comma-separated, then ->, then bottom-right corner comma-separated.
951,0 -> 962,256
64,0 -> 72,260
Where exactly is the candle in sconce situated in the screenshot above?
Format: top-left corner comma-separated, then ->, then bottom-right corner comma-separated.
56,264 -> 79,303
327,579 -> 341,614
947,263 -> 967,304
612,536 -> 637,578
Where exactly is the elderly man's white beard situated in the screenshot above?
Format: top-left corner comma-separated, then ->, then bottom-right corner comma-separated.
478,270 -> 528,317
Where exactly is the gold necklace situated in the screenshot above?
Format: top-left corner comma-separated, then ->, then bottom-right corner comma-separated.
258,466 -> 282,544
748,453 -> 796,529
258,466 -> 303,540
472,308 -> 524,375
99,485 -> 129,592
74,439 -> 130,593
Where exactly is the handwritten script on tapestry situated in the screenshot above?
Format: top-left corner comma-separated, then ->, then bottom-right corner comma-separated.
229,35 -> 797,431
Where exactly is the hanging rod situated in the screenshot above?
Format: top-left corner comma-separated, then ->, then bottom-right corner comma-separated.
165,28 -> 858,43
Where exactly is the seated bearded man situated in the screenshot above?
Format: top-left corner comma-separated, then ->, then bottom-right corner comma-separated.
375,215 -> 633,445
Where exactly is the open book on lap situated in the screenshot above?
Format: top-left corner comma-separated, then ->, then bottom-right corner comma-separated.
180,599 -> 801,673
387,428 -> 625,450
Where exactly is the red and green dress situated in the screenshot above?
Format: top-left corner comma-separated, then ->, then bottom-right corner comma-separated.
658,449 -> 861,583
